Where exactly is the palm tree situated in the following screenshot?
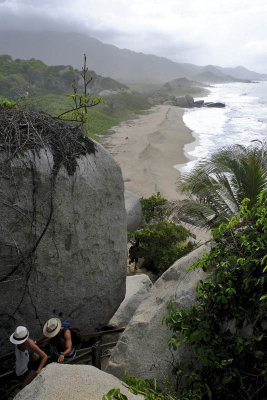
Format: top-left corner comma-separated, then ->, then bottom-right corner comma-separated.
177,142 -> 267,227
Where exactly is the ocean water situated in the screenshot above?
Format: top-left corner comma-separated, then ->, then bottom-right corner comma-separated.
175,81 -> 267,173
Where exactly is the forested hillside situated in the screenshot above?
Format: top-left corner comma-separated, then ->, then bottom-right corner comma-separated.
0,55 -> 151,138
0,55 -> 128,98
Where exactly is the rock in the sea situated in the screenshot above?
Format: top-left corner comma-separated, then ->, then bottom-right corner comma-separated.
204,102 -> 225,108
0,111 -> 127,353
106,244 -> 213,384
14,364 -> 144,400
108,274 -> 153,328
194,100 -> 204,107
124,190 -> 143,232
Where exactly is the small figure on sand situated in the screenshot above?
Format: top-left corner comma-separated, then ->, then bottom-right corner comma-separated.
10,326 -> 48,388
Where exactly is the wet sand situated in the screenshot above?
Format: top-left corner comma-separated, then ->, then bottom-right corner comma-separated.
102,105 -> 194,201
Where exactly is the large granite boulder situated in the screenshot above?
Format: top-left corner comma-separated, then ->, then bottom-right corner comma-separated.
185,95 -> 195,107
0,110 -> 127,354
174,95 -> 194,108
106,244 -> 212,384
14,364 -> 144,400
124,190 -> 143,232
108,274 -> 153,328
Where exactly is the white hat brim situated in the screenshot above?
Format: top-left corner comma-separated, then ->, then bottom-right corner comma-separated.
43,318 -> 61,338
10,332 -> 29,345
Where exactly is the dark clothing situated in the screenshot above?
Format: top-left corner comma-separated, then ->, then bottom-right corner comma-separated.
49,328 -> 76,361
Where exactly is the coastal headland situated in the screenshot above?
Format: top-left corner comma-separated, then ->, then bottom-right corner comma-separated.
102,105 -> 194,201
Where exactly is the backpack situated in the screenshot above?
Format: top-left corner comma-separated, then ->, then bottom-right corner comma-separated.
61,321 -> 81,348
70,327 -> 81,347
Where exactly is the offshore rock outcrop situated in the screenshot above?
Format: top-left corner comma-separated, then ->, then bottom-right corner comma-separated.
147,92 -> 225,108
0,109 -> 127,353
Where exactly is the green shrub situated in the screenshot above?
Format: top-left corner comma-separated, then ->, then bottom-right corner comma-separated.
129,220 -> 194,275
0,97 -> 17,108
163,190 -> 267,399
103,376 -> 181,400
141,192 -> 167,223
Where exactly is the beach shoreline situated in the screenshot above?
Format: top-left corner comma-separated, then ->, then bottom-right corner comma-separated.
101,105 -> 195,201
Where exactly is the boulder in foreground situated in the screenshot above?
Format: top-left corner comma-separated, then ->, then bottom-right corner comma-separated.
0,109 -> 127,353
14,364 -> 144,400
108,274 -> 153,328
106,244 -> 213,384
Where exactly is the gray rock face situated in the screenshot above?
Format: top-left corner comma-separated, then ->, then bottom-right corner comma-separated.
194,100 -> 204,107
124,190 -> 143,232
106,244 -> 212,384
174,96 -> 190,107
0,142 -> 127,354
108,274 -> 153,328
204,102 -> 225,108
185,95 -> 195,107
14,364 -> 144,400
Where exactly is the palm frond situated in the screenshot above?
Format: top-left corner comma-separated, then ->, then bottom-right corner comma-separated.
178,142 -> 267,227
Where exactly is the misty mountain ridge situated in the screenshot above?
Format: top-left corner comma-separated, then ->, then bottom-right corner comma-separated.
0,30 -> 266,84
0,54 -> 128,99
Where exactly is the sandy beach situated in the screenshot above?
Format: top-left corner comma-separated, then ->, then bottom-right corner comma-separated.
102,105 -> 194,201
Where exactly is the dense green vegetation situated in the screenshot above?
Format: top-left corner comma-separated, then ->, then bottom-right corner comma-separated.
103,377 -> 179,400
106,191 -> 267,400
0,55 -> 151,139
140,192 -> 168,223
177,143 -> 267,227
129,220 -> 195,276
129,193 -> 194,276
0,54 -> 127,97
163,191 -> 267,399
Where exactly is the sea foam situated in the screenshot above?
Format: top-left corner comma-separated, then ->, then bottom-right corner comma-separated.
175,81 -> 267,174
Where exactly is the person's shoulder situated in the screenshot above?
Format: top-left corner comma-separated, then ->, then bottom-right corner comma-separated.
64,328 -> 72,337
26,338 -> 36,349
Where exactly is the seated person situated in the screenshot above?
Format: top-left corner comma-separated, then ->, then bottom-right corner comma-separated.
10,326 -> 48,388
43,318 -> 76,363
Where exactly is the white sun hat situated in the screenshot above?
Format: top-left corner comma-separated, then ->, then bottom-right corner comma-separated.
10,326 -> 29,345
43,318 -> 61,338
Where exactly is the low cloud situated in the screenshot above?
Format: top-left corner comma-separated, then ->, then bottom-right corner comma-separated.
0,0 -> 267,72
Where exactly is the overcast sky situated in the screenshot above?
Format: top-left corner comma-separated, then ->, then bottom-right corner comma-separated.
0,0 -> 267,72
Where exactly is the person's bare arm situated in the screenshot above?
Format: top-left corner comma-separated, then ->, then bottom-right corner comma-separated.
28,339 -> 48,373
57,329 -> 72,363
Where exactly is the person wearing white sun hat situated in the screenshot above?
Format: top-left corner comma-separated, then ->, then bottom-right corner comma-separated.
10,326 -> 48,388
43,318 -> 76,363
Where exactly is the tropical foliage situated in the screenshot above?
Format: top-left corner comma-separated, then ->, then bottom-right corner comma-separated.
129,220 -> 194,276
163,190 -> 267,399
103,376 -> 179,400
177,142 -> 267,227
141,192 -> 167,223
0,54 -> 127,97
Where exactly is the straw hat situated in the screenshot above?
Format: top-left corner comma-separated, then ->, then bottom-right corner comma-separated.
43,318 -> 61,338
10,326 -> 29,345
